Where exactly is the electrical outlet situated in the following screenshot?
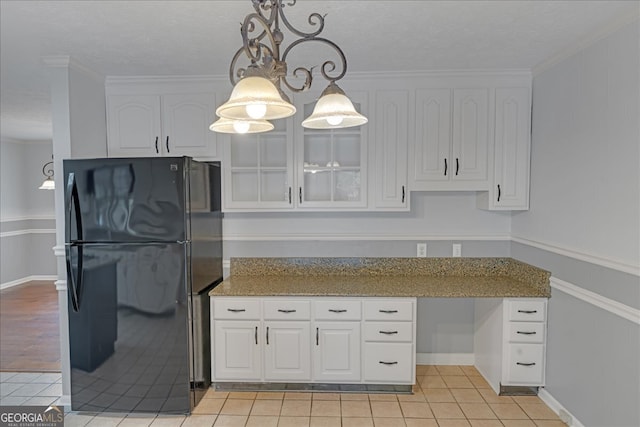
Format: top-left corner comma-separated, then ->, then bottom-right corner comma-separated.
452,243 -> 462,257
417,243 -> 427,257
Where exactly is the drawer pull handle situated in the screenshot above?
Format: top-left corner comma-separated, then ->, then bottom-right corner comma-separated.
517,331 -> 537,335
255,326 -> 258,345
329,309 -> 347,313
379,330 -> 398,335
517,310 -> 538,314
227,308 -> 246,313
266,326 -> 269,345
316,327 -> 319,346
379,309 -> 398,314
516,362 -> 536,367
277,309 -> 297,313
379,361 -> 398,365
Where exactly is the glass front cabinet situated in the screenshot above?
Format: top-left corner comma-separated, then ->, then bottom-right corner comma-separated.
223,117 -> 295,210
223,90 -> 368,211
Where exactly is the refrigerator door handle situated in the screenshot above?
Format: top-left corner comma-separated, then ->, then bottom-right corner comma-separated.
66,173 -> 84,312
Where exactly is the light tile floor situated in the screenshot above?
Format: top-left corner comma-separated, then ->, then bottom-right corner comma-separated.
0,366 -> 568,427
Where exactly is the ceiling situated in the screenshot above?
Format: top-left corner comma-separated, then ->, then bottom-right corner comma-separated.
1,0 -> 637,142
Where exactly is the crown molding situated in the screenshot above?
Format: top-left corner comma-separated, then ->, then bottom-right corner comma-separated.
533,13 -> 639,77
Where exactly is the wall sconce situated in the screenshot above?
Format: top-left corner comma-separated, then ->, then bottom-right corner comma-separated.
39,159 -> 55,190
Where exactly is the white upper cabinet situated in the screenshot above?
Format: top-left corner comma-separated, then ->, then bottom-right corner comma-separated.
478,87 -> 531,210
222,117 -> 295,210
107,95 -> 163,157
161,93 -> 219,158
106,82 -> 219,160
371,90 -> 409,210
294,90 -> 369,210
412,88 -> 489,191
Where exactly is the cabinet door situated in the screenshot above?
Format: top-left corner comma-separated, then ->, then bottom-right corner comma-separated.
213,321 -> 261,380
264,321 -> 311,381
413,89 -> 451,186
491,87 -> 530,210
107,95 -> 162,157
373,90 -> 409,209
452,88 -> 489,185
222,118 -> 294,211
295,91 -> 368,210
313,321 -> 360,382
161,93 -> 219,159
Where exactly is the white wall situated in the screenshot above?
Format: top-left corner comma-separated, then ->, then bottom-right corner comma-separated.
512,18 -> 640,427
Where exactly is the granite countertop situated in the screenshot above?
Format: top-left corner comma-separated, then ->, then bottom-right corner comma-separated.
209,257 -> 551,298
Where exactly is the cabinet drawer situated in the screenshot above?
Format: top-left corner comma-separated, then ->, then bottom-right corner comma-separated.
507,299 -> 546,322
504,344 -> 545,385
364,300 -> 414,321
264,300 -> 311,320
363,322 -> 412,342
363,343 -> 413,383
213,298 -> 260,320
314,300 -> 361,320
507,322 -> 545,343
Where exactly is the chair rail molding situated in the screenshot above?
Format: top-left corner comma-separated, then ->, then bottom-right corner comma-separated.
512,235 -> 639,277
551,276 -> 640,326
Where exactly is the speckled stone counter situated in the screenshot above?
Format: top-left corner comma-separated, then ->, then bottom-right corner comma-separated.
210,258 -> 551,298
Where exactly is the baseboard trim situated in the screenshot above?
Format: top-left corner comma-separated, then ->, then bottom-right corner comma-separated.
416,353 -> 475,365
538,388 -> 585,427
551,277 -> 640,325
1,275 -> 57,290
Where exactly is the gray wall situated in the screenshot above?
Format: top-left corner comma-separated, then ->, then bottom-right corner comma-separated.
0,140 -> 56,286
512,19 -> 640,427
223,191 -> 512,356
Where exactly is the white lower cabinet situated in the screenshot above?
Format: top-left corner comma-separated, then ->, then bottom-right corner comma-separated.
313,322 -> 360,382
264,322 -> 311,381
213,321 -> 261,380
474,298 -> 548,394
211,296 -> 416,385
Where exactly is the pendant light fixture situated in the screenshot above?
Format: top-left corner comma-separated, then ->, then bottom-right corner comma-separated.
39,158 -> 55,190
209,117 -> 274,134
210,0 -> 367,133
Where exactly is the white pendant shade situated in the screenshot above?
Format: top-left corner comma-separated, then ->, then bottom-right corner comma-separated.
216,76 -> 296,121
39,177 -> 55,190
209,117 -> 274,134
302,84 -> 368,129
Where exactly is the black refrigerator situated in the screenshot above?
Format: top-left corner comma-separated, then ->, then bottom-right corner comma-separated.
63,157 -> 222,414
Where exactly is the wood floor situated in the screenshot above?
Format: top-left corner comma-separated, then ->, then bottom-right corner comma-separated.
0,281 -> 60,372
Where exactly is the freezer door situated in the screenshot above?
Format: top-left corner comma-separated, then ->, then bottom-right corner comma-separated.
63,157 -> 188,243
67,242 -> 192,414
